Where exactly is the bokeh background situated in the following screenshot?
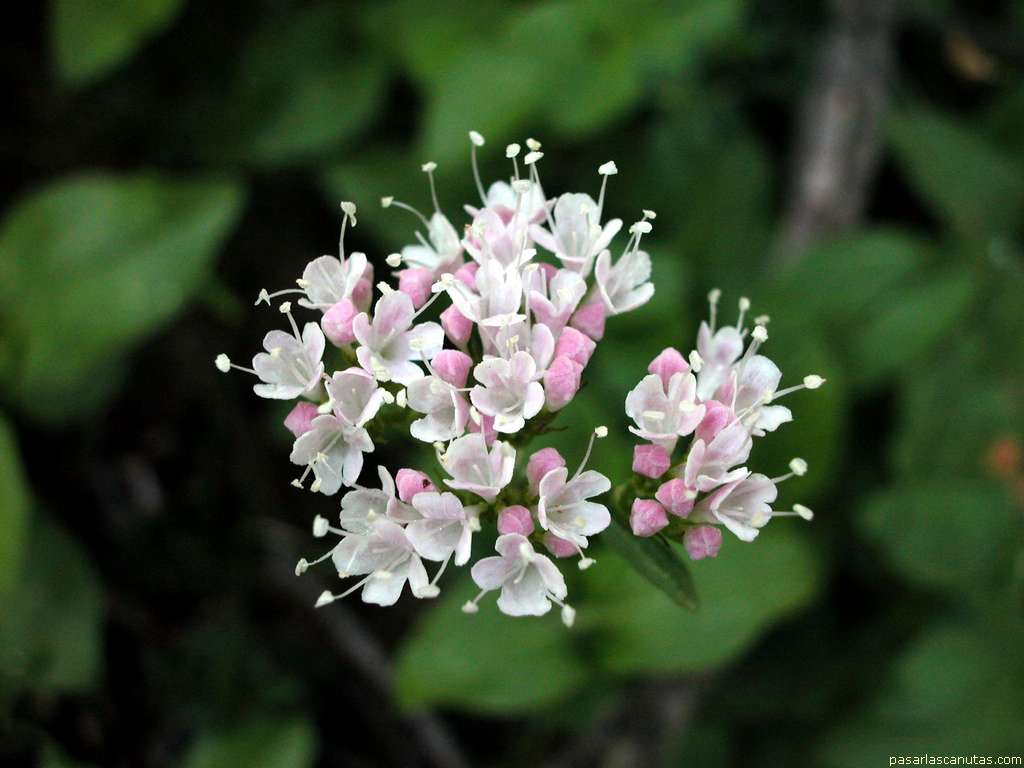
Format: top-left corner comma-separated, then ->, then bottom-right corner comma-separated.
2,1 -> 1023,766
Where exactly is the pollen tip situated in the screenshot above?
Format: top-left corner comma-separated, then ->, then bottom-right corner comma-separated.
789,457 -> 808,476
395,389 -> 407,408
752,325 -> 768,343
525,137 -> 541,150
385,253 -> 403,267
524,150 -> 543,165
594,425 -> 608,438
803,374 -> 826,389
505,143 -> 521,158
278,301 -> 292,314
381,196 -> 394,208
794,503 -> 814,521
315,591 -> 335,608
416,585 -> 440,599
739,296 -> 751,311
469,130 -> 485,147
461,600 -> 479,614
578,557 -> 595,571
561,604 -> 576,627
312,515 -> 329,538
340,201 -> 357,216
214,353 -> 231,373
707,288 -> 721,304
598,160 -> 618,176
421,161 -> 437,173
294,558 -> 309,576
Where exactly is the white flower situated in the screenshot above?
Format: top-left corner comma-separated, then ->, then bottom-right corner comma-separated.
469,534 -> 569,618
536,466 -> 612,549
466,180 -> 548,224
694,321 -> 744,401
299,251 -> 367,310
528,268 -> 587,336
462,207 -> 530,267
353,291 -> 443,384
338,466 -> 416,534
441,433 -> 515,502
691,472 -> 777,542
531,193 -> 622,276
406,375 -> 470,442
252,323 -> 325,400
331,519 -> 430,605
406,492 -> 480,566
594,248 -> 654,315
729,355 -> 793,435
683,421 -> 752,493
290,415 -> 373,495
400,213 -> 463,275
625,372 -> 706,452
325,367 -> 386,427
470,352 -> 545,434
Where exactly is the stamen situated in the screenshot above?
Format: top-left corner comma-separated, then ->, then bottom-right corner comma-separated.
708,288 -> 721,332
214,354 -> 258,376
596,160 -> 617,221
737,296 -> 750,329
385,253 -> 403,268
421,161 -> 441,214
469,130 -> 487,204
506,143 -> 521,180
381,197 -> 431,230
572,426 -> 606,480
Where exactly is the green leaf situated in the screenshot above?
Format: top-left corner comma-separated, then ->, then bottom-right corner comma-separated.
52,0 -> 184,85
857,482 -> 1014,598
182,717 -> 315,768
395,575 -> 590,713
602,513 -> 698,610
0,513 -> 103,693
819,623 -> 1024,766
888,107 -> 1024,236
0,173 -> 244,420
209,5 -> 387,166
0,416 -> 29,592
847,266 -> 975,388
586,526 -> 822,675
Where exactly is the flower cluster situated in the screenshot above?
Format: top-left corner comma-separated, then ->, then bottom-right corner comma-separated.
624,290 -> 824,557
217,133 -> 657,625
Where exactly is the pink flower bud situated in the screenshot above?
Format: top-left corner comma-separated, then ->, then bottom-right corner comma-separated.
322,298 -> 358,346
352,277 -> 373,311
527,447 -> 566,493
395,469 -> 435,503
398,267 -> 434,309
648,347 -> 689,389
633,443 -> 671,479
284,401 -> 319,438
454,261 -> 478,288
630,498 -> 669,538
655,478 -> 695,518
696,401 -> 734,444
570,300 -> 606,341
468,411 -> 496,446
497,505 -> 534,536
554,327 -> 596,368
542,532 -> 576,558
543,355 -> 582,411
440,304 -> 473,347
684,525 -> 723,560
432,349 -> 473,388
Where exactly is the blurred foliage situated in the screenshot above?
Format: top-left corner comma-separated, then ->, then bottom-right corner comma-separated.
1,0 -> 1022,766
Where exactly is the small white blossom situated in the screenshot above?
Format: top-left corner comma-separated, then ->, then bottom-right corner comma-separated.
470,351 -> 545,434
252,323 -> 325,400
468,534 -> 570,618
331,519 -> 431,605
536,466 -> 612,549
441,433 -> 515,502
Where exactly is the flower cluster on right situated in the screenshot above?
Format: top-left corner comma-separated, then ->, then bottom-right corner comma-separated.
624,291 -> 825,559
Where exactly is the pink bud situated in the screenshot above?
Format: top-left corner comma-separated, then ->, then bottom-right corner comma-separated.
696,401 -> 734,444
554,327 -> 596,369
527,447 -> 566,493
284,401 -> 319,438
570,300 -> 606,341
630,498 -> 669,538
352,277 -> 373,311
542,532 -> 576,559
398,267 -> 434,309
655,478 -> 695,518
454,261 -> 478,288
543,355 -> 582,411
395,469 -> 436,503
440,304 -> 473,347
633,443 -> 671,479
468,411 -> 496,446
684,525 -> 723,560
322,299 -> 358,346
432,349 -> 473,388
648,347 -> 689,389
497,505 -> 534,536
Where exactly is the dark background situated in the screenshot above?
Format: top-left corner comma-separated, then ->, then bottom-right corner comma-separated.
1,1 -> 1023,766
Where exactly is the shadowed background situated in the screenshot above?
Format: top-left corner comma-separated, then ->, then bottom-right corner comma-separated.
1,1 -> 1023,766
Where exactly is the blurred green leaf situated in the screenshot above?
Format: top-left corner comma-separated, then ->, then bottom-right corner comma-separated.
395,576 -> 589,713
602,513 -> 698,610
847,266 -> 975,389
858,482 -> 1014,598
182,717 -> 315,768
585,526 -> 821,675
0,173 -> 244,420
211,5 -> 386,166
52,0 -> 183,85
41,743 -> 97,768
0,513 -> 102,693
0,416 -> 28,593
888,107 -> 1024,236
820,623 -> 1024,766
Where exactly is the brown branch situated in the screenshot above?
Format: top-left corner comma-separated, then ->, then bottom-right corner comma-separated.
776,0 -> 897,262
